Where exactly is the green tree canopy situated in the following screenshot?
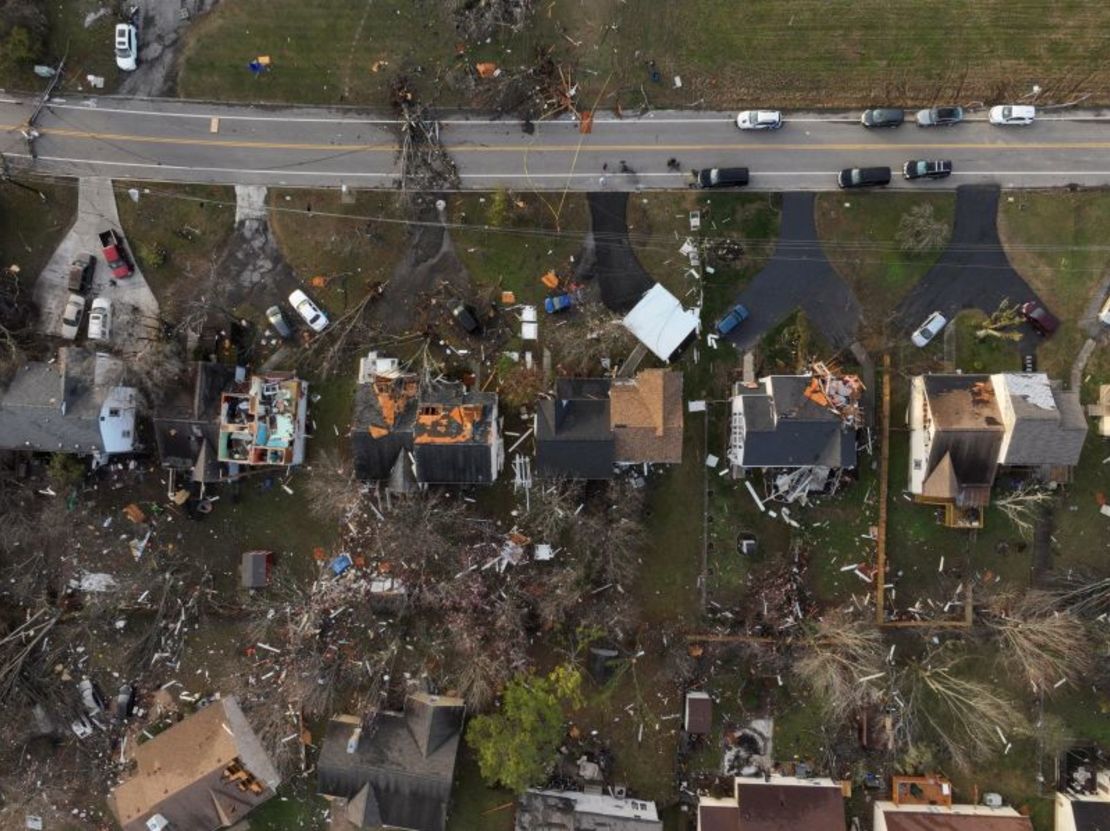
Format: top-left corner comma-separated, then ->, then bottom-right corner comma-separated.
465,663 -> 583,793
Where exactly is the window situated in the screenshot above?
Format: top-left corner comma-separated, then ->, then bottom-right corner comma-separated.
108,408 -> 121,418
121,431 -> 132,439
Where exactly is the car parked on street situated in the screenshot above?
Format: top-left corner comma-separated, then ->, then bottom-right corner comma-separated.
911,311 -> 948,347
903,159 -> 953,180
989,105 -> 1035,126
736,110 -> 783,130
694,167 -> 750,189
1020,300 -> 1059,336
60,294 -> 85,340
544,293 -> 574,314
916,107 -> 964,127
266,305 -> 292,339
114,23 -> 138,72
837,166 -> 891,189
715,303 -> 750,336
861,108 -> 905,128
289,289 -> 328,333
67,254 -> 96,294
87,298 -> 112,342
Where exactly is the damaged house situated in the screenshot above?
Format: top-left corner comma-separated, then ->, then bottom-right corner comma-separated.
0,347 -> 138,462
317,692 -> 465,831
107,696 -> 280,831
535,369 -> 684,479
1055,749 -> 1110,831
697,775 -> 847,831
152,362 -> 238,487
908,373 -> 1087,527
516,789 -> 663,830
727,371 -> 862,494
349,352 -> 504,489
622,284 -> 700,362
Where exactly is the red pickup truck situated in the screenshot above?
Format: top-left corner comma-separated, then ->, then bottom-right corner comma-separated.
98,229 -> 133,279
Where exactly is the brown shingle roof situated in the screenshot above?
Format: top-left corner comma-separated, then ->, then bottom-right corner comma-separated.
611,370 -> 683,464
881,810 -> 1033,831
733,782 -> 845,831
698,803 -> 740,831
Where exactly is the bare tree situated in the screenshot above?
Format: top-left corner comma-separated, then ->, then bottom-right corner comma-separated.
896,203 -> 950,253
792,614 -> 886,720
543,295 -> 637,375
899,651 -> 1028,769
304,448 -> 363,526
983,590 -> 1093,693
995,485 -> 1054,539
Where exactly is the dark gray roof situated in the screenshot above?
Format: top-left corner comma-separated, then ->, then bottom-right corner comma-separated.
735,377 -> 856,469
535,378 -> 615,479
241,551 -> 270,588
0,348 -> 123,455
1071,801 -> 1110,831
153,362 -> 237,474
317,696 -> 464,831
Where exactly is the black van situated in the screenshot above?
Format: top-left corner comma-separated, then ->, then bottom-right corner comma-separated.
694,167 -> 750,189
837,167 -> 892,189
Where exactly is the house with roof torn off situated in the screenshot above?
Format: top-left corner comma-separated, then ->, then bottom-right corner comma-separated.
908,373 -> 1087,527
727,369 -> 863,496
217,371 -> 309,467
873,774 -> 1032,831
349,351 -> 503,489
534,369 -> 684,479
516,788 -> 663,830
0,347 -> 138,462
107,696 -> 280,831
1055,749 -> 1110,831
316,692 -> 465,831
697,774 -> 847,831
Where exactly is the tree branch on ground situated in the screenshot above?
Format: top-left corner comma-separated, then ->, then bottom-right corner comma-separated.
983,590 -> 1093,693
792,613 -> 885,721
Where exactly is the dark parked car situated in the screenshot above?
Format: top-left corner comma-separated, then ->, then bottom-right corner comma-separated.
452,303 -> 483,335
1021,301 -> 1059,336
715,303 -> 750,336
694,167 -> 750,189
916,107 -> 964,127
67,253 -> 96,294
861,108 -> 905,128
903,159 -> 953,180
837,167 -> 892,189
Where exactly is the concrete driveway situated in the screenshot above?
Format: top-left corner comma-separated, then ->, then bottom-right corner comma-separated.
33,178 -> 159,354
723,192 -> 861,351
896,185 -> 1046,348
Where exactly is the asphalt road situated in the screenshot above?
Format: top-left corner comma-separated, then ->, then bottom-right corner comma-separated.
5,96 -> 1110,190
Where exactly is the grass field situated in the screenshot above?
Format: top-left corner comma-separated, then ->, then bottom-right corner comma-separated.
0,178 -> 76,279
998,188 -> 1110,383
179,0 -> 1110,109
0,0 -> 120,93
115,183 -> 236,319
816,192 -> 955,344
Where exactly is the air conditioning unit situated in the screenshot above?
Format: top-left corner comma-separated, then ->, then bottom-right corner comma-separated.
146,815 -> 170,831
613,785 -> 627,799
982,793 -> 1003,808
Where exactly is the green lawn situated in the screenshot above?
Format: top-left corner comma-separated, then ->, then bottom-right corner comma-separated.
269,189 -> 411,314
115,183 -> 236,320
997,189 -> 1110,383
0,0 -> 120,93
449,191 -> 589,307
0,178 -> 76,278
953,310 -> 1022,374
816,192 -> 955,347
179,0 -> 1110,110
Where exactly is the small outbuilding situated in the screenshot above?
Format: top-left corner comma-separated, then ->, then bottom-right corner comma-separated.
241,550 -> 273,589
685,691 -> 712,735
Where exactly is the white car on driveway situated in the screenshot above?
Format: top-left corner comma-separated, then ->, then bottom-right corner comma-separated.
114,23 -> 138,72
911,311 -> 948,347
60,294 -> 85,340
989,105 -> 1035,125
736,110 -> 783,130
289,289 -> 329,333
87,298 -> 112,342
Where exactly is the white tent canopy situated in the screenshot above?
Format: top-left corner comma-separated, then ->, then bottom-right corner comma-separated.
622,284 -> 700,361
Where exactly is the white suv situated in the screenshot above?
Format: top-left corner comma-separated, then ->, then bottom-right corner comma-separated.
114,23 -> 138,72
989,105 -> 1035,126
736,110 -> 783,130
88,298 -> 112,342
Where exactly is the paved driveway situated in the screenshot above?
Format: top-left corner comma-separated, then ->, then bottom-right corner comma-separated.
575,192 -> 654,313
723,192 -> 861,351
33,178 -> 159,355
896,185 -> 1045,348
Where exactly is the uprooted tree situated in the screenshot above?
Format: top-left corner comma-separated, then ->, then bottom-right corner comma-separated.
898,648 -> 1028,770
896,203 -> 951,253
792,613 -> 886,721
466,663 -> 582,793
